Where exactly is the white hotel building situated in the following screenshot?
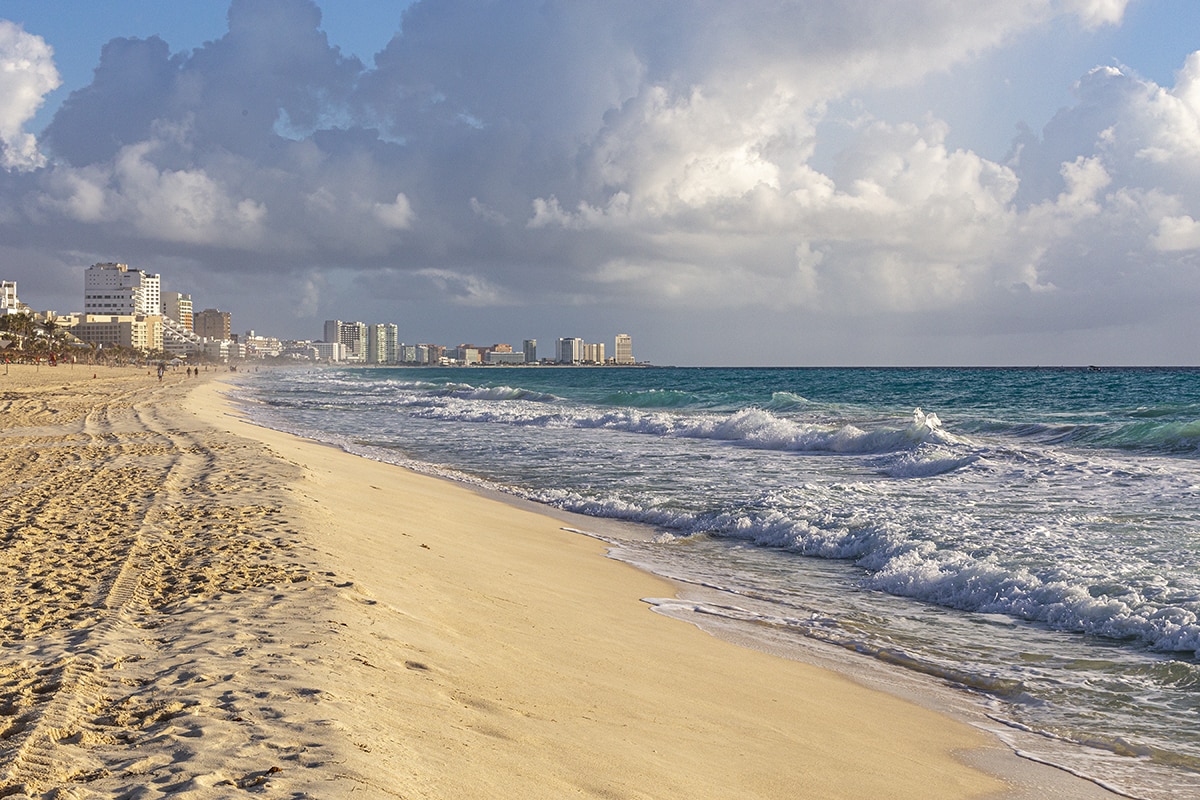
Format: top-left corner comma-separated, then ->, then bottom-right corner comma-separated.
1,280 -> 19,313
84,262 -> 161,316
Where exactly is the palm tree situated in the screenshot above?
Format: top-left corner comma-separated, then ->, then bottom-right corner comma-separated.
39,317 -> 68,360
0,312 -> 35,354
0,314 -> 13,360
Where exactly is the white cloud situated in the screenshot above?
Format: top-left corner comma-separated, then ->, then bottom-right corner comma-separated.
373,192 -> 413,230
1174,51 -> 1200,118
1056,155 -> 1110,213
532,113 -> 1023,315
113,143 -> 267,243
39,139 -> 267,245
1062,0 -> 1131,29
0,21 -> 60,171
586,84 -> 790,216
526,196 -> 572,230
1129,56 -> 1200,171
1152,215 -> 1200,251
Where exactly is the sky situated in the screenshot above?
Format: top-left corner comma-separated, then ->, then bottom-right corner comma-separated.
2,0 -> 1200,366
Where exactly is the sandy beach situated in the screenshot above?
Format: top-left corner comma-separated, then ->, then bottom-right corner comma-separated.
0,365 -> 1122,798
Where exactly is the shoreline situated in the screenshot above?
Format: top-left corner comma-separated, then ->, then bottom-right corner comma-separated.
0,364 -> 1122,797
202,375 -> 1003,798
211,371 -> 1124,799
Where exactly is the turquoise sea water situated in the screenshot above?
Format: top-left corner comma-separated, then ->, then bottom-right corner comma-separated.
232,366 -> 1200,798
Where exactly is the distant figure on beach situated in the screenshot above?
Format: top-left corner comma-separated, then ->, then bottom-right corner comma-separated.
157,364 -> 164,381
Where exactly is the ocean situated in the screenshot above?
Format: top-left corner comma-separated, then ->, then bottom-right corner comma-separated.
230,365 -> 1200,798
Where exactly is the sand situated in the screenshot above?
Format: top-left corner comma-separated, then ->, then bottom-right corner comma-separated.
0,364 -> 1122,798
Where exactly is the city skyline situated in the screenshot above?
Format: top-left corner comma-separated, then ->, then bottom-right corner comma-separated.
3,268 -> 640,365
320,318 -> 635,365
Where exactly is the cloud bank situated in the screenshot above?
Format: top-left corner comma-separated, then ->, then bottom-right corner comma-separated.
3,0 -> 1199,364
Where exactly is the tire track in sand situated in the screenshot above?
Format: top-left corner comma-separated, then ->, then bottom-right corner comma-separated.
0,381 -> 191,796
0,378 -> 308,797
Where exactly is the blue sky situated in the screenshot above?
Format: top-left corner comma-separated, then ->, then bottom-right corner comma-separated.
2,0 -> 1200,365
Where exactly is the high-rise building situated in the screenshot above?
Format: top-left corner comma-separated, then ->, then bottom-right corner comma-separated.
582,342 -> 605,364
323,319 -> 368,361
367,325 -> 383,364
346,321 -> 367,361
384,324 -> 399,363
523,339 -> 537,364
323,319 -> 342,345
367,323 -> 399,364
194,308 -> 232,340
161,291 -> 194,331
556,337 -> 582,364
615,333 -> 634,364
84,262 -> 161,317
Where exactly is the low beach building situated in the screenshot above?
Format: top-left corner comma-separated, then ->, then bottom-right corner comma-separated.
244,332 -> 283,359
161,318 -> 205,358
312,341 -> 345,362
203,339 -> 244,362
485,351 -> 526,365
69,314 -> 164,353
453,345 -> 482,365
